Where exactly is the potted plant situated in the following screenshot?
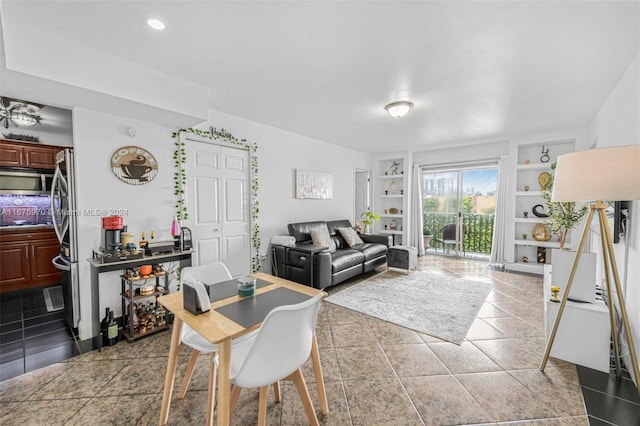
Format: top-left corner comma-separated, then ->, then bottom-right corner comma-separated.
359,210 -> 380,234
541,162 -> 588,249
423,228 -> 433,248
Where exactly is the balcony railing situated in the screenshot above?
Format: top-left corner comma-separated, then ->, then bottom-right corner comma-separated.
423,212 -> 495,255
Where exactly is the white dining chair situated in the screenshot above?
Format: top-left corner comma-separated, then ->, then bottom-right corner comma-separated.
178,262 -> 258,419
215,292 -> 323,426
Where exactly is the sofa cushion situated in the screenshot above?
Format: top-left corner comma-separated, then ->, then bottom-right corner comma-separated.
309,225 -> 336,251
351,242 -> 387,262
337,227 -> 364,247
330,249 -> 365,273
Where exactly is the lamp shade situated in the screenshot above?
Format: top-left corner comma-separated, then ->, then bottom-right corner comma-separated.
552,145 -> 640,202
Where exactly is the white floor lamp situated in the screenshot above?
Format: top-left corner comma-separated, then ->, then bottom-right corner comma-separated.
540,145 -> 640,395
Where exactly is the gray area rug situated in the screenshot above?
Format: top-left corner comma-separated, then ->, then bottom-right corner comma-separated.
325,270 -> 493,345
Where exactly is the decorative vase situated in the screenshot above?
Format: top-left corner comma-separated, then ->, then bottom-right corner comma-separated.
557,229 -> 568,249
532,223 -> 552,241
537,247 -> 546,264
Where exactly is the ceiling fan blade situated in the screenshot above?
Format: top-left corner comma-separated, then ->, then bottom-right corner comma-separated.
1,117 -> 9,129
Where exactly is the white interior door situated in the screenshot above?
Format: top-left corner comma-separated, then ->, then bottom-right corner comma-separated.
354,170 -> 370,225
220,146 -> 251,276
185,139 -> 251,277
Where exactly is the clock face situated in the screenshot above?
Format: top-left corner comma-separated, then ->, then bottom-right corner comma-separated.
110,145 -> 158,185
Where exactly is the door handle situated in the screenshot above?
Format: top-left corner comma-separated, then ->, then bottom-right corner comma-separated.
212,228 -> 220,232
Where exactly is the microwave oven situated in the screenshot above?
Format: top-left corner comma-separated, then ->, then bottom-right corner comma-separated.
0,170 -> 54,195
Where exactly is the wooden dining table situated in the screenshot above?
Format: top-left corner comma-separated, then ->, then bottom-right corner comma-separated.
157,272 -> 329,426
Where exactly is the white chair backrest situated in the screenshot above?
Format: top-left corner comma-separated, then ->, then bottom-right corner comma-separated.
180,262 -> 232,339
231,292 -> 323,388
181,262 -> 232,285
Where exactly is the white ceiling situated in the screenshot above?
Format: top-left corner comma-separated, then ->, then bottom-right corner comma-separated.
2,1 -> 639,154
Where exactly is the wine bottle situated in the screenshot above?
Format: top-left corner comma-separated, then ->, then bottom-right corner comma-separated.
101,307 -> 110,347
107,310 -> 118,346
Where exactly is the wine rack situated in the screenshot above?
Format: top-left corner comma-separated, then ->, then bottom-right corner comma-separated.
120,274 -> 169,342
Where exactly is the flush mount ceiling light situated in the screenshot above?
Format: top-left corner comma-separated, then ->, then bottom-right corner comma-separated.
0,97 -> 42,128
385,101 -> 413,118
147,18 -> 165,30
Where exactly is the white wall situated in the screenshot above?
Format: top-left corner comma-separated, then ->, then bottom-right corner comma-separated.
587,52 -> 640,383
201,110 -> 372,271
73,108 -> 178,340
412,140 -> 509,166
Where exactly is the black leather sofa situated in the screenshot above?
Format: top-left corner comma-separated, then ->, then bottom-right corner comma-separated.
273,219 -> 391,289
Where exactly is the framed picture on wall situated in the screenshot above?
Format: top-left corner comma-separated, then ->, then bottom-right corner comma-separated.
295,169 -> 333,199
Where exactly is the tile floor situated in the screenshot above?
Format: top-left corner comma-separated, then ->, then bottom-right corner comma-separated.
0,256 -> 593,425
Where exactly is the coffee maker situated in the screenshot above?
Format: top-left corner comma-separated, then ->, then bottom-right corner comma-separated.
101,216 -> 123,253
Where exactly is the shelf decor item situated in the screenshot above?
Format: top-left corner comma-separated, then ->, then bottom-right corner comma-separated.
540,145 -> 640,394
537,172 -> 552,190
537,247 -> 546,264
540,145 -> 550,163
532,204 -> 549,218
387,179 -> 401,194
532,223 -> 551,241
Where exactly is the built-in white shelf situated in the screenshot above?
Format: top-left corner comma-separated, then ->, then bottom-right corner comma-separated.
515,218 -> 547,223
516,163 -> 552,170
378,175 -> 405,179
515,239 -> 571,249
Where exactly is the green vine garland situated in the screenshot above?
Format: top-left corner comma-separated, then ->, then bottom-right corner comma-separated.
171,127 -> 261,272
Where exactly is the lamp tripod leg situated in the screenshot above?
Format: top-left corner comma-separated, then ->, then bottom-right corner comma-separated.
598,207 -> 621,377
599,207 -> 640,394
540,207 -> 595,372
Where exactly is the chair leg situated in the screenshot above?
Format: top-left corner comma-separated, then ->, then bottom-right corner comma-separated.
178,349 -> 201,398
273,380 -> 281,403
291,368 -> 319,426
258,385 -> 269,426
229,385 -> 242,414
205,353 -> 217,426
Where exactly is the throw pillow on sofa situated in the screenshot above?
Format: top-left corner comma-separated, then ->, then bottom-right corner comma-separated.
310,225 -> 336,251
337,227 -> 364,247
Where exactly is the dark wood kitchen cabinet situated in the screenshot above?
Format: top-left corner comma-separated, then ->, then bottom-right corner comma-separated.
0,228 -> 62,293
0,140 -> 63,170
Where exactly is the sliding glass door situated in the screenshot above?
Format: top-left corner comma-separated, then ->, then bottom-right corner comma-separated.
422,166 -> 498,257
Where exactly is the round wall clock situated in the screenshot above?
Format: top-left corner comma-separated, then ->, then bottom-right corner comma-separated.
110,145 -> 158,185
387,179 -> 401,194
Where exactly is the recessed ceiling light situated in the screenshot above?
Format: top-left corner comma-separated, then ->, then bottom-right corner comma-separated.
385,101 -> 413,118
147,19 -> 165,30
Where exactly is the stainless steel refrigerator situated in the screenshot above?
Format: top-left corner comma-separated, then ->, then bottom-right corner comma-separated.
50,148 -> 80,329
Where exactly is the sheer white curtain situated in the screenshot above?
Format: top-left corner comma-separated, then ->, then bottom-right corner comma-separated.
489,155 -> 508,269
410,164 -> 425,255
